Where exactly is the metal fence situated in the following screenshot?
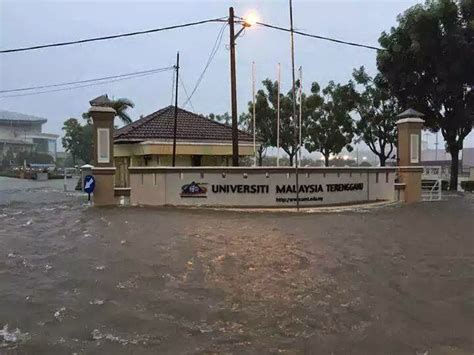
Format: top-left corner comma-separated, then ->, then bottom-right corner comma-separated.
421,166 -> 444,201
422,165 -> 450,180
421,179 -> 442,201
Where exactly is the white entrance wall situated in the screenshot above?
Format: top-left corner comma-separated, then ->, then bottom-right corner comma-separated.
128,167 -> 396,207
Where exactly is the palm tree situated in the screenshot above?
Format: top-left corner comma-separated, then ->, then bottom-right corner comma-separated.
83,95 -> 135,125
108,98 -> 134,125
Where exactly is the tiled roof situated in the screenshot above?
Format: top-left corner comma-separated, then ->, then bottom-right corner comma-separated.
114,106 -> 254,143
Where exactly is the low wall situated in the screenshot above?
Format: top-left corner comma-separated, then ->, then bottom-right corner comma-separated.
128,167 -> 397,208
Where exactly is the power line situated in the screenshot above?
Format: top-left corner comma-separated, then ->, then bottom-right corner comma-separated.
183,22 -> 227,108
0,72 -> 162,98
238,18 -> 384,51
0,66 -> 174,93
179,75 -> 195,112
1,15 -> 384,55
0,17 -> 227,54
0,68 -> 173,98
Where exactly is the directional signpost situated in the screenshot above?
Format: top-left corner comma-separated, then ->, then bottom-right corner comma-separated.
84,175 -> 95,202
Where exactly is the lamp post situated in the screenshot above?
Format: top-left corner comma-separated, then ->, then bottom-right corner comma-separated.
228,7 -> 255,166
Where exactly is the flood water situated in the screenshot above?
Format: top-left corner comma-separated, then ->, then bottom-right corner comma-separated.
1,177 -> 473,354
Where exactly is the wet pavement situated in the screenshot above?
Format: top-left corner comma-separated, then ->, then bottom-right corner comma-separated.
0,177 -> 473,354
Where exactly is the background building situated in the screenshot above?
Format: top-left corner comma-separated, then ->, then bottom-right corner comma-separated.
0,110 -> 58,163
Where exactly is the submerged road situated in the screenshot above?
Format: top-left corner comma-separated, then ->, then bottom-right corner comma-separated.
0,177 -> 473,354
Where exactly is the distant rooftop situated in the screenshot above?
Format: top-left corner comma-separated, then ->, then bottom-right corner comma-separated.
114,105 -> 255,143
0,110 -> 47,124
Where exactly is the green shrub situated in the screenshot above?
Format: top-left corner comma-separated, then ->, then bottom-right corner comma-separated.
0,170 -> 17,178
460,180 -> 474,192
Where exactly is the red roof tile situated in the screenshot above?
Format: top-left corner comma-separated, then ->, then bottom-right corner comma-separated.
114,106 -> 254,143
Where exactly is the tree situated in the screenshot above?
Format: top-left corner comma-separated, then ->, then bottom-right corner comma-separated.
305,81 -> 356,166
1,148 -> 14,169
83,97 -> 135,125
208,112 -> 249,130
208,112 -> 231,126
245,85 -> 275,166
249,79 -> 316,166
377,0 -> 474,189
62,118 -> 83,165
352,66 -> 400,166
208,111 -> 269,165
62,118 -> 93,164
80,123 -> 93,164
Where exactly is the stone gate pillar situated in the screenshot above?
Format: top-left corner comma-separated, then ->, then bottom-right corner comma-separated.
396,108 -> 425,203
89,104 -> 116,206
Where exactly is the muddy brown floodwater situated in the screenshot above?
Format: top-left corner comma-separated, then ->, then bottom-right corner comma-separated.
0,177 -> 473,354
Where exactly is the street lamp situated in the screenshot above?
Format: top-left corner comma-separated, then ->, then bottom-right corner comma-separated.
228,7 -> 257,166
243,11 -> 258,27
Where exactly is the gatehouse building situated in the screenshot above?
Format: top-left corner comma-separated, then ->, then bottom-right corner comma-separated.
113,105 -> 259,187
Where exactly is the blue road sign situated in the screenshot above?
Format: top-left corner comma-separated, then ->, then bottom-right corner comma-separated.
84,175 -> 95,194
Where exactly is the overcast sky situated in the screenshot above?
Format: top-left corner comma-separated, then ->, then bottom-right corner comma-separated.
1,0 -> 472,151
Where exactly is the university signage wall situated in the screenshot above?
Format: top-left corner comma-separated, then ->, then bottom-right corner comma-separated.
180,181 -> 365,204
128,168 -> 396,207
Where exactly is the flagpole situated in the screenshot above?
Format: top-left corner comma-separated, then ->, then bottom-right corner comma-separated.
277,62 -> 281,167
252,61 -> 256,167
298,66 -> 303,163
289,0 -> 300,210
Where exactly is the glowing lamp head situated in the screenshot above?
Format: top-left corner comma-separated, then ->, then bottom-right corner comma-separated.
243,12 -> 258,27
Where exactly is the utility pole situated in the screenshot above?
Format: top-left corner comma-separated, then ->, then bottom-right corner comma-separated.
298,66 -> 303,163
289,0 -> 300,210
229,7 -> 239,166
172,51 -> 179,167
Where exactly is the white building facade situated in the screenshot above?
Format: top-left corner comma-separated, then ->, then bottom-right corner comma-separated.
0,110 -> 58,162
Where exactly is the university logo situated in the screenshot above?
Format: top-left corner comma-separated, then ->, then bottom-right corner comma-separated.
180,181 -> 208,198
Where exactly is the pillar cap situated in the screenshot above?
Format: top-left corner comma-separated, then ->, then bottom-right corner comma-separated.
397,108 -> 424,119
396,108 -> 425,125
88,106 -> 116,114
90,94 -> 112,106
396,117 -> 425,125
